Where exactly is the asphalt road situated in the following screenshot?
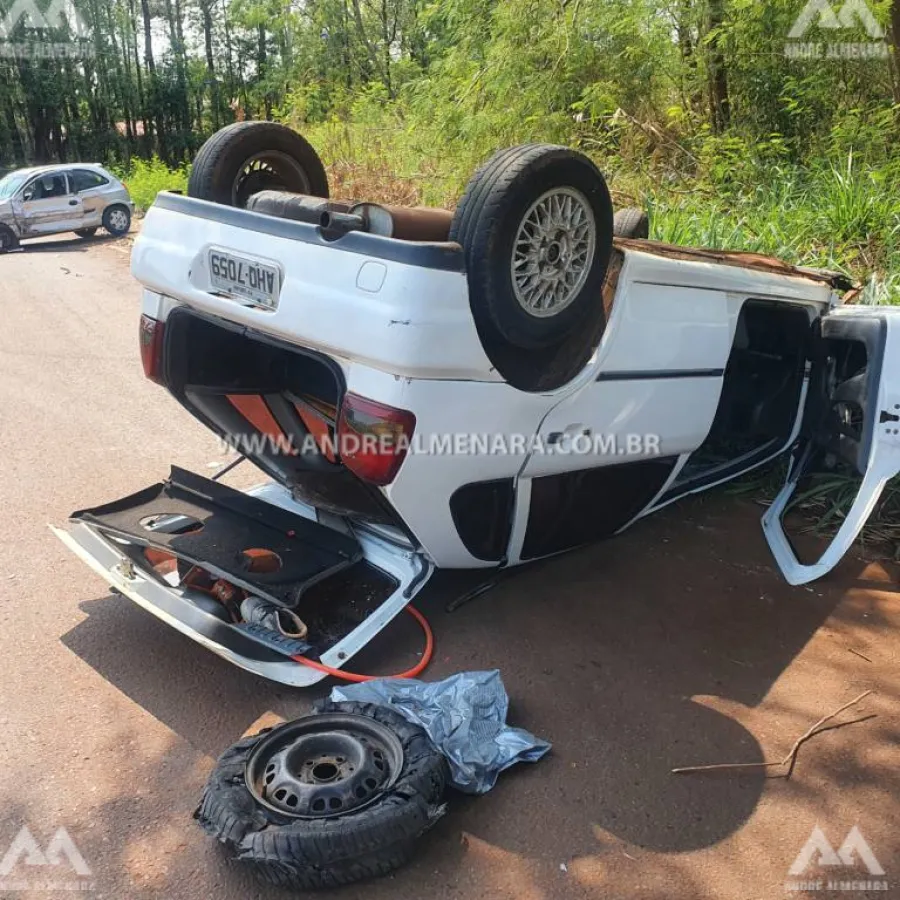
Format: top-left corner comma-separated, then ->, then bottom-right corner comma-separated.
0,233 -> 898,900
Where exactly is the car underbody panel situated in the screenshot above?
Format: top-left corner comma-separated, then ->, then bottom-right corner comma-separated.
54,476 -> 432,686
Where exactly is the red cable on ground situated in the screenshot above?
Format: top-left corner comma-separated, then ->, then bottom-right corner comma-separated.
291,604 -> 433,683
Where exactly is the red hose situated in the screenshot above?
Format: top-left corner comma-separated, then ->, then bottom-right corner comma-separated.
290,604 -> 433,683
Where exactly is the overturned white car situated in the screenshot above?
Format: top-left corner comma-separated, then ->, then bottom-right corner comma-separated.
55,122 -> 900,685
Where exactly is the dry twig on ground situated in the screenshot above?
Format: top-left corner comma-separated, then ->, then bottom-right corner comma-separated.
672,690 -> 874,778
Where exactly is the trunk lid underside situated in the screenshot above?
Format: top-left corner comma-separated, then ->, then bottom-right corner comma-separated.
55,469 -> 431,686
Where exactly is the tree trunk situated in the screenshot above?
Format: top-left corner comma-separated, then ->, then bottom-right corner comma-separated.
3,97 -> 25,166
257,23 -> 271,118
127,0 -> 151,155
890,0 -> 900,104
706,0 -> 730,133
201,0 -> 221,130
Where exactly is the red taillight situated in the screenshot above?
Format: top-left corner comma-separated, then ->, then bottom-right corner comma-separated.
337,393 -> 416,485
139,314 -> 165,383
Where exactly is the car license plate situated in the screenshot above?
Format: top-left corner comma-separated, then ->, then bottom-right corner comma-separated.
208,249 -> 280,310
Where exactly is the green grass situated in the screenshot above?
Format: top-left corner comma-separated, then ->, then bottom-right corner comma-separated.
647,157 -> 900,298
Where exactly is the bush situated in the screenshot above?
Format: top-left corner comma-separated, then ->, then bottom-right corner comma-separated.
112,157 -> 190,213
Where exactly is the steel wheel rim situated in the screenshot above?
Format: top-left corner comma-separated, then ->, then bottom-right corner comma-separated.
109,210 -> 129,232
245,713 -> 405,819
232,150 -> 312,207
511,187 -> 596,318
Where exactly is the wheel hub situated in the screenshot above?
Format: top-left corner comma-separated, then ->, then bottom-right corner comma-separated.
245,713 -> 404,819
232,151 -> 312,207
511,187 -> 596,318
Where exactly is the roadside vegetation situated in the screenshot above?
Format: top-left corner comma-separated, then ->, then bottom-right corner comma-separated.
111,158 -> 190,214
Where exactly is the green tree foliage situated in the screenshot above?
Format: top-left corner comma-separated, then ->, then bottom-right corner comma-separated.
1,0 -> 899,273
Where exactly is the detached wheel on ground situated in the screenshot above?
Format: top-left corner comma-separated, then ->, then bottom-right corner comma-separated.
613,207 -> 649,239
0,225 -> 18,253
103,205 -> 131,237
450,144 -> 614,351
188,121 -> 330,207
74,227 -> 98,239
195,702 -> 448,890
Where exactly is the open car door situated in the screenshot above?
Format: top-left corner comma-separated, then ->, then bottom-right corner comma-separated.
763,309 -> 900,585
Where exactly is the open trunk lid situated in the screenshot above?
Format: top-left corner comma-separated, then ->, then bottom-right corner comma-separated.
53,468 -> 432,686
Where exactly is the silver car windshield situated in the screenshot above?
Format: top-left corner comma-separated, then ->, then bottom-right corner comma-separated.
0,173 -> 28,200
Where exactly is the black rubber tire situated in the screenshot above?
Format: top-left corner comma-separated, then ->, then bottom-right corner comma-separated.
450,144 -> 613,350
613,207 -> 649,239
188,121 -> 329,207
74,227 -> 98,239
102,205 -> 131,236
195,702 -> 448,891
0,225 -> 18,252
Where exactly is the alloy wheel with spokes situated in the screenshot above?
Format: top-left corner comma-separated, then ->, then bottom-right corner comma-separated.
511,187 -> 597,318
231,150 -> 313,207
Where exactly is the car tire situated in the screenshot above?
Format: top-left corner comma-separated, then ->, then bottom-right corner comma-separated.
613,207 -> 649,239
195,702 -> 447,891
102,205 -> 131,237
74,227 -> 98,239
0,225 -> 19,253
188,121 -> 329,207
450,144 -> 613,350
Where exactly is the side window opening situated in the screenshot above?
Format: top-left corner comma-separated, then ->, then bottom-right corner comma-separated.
72,170 -> 109,193
27,174 -> 69,200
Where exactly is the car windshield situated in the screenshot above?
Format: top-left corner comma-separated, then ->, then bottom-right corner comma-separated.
0,172 -> 28,200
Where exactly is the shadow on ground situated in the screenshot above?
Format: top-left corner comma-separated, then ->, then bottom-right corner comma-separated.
12,234 -> 129,254
52,491 -> 899,899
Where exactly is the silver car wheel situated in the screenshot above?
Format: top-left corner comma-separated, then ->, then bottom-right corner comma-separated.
108,209 -> 130,233
511,187 -> 596,318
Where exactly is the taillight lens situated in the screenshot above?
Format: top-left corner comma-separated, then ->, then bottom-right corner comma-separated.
337,393 -> 416,485
139,314 -> 165,383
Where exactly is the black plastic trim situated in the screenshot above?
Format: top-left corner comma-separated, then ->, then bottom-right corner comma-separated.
449,479 -> 515,562
153,192 -> 465,272
596,368 -> 725,382
521,457 -> 678,560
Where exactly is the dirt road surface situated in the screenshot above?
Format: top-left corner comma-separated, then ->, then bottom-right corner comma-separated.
0,234 -> 898,900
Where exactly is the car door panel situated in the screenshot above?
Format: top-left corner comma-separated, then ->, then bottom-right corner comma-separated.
71,169 -> 110,226
19,173 -> 83,234
522,374 -> 725,479
598,283 -> 734,374
521,283 -> 734,481
762,310 -> 900,584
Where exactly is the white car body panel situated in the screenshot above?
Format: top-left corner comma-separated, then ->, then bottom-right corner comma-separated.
132,199 -> 498,382
58,191 -> 900,684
